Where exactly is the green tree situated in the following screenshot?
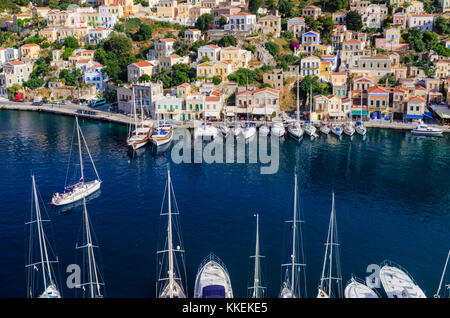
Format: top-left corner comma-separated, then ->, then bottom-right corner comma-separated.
171,63 -> 195,87
199,56 -> 210,63
219,35 -> 236,47
212,76 -> 222,85
249,0 -> 264,14
133,23 -> 152,41
279,0 -> 295,18
218,16 -> 227,28
346,11 -> 363,31
435,16 -> 449,35
63,36 -> 79,49
138,74 -> 151,83
265,42 -> 280,56
195,13 -> 214,32
227,68 -> 257,86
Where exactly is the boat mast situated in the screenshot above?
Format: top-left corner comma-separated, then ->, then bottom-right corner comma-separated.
167,169 -> 175,298
290,173 -> 298,296
252,213 -> 263,298
76,117 -> 84,183
140,90 -> 144,129
132,86 -> 138,132
309,83 -> 312,128
32,175 -> 54,292
435,250 -> 450,298
296,66 -> 300,124
81,198 -> 102,298
246,76 -> 249,125
328,193 -> 335,294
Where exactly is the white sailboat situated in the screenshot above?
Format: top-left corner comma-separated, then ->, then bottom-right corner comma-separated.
127,89 -> 152,151
219,121 -> 231,137
27,175 -> 61,298
194,253 -> 233,298
280,173 -> 306,298
194,103 -> 219,139
259,91 -> 270,137
379,260 -> 426,298
151,117 -> 174,147
344,276 -> 379,298
356,88 -> 367,136
288,66 -> 304,141
157,169 -> 187,298
317,192 -> 343,298
320,122 -> 331,135
331,124 -> 343,137
76,198 -> 105,298
304,84 -> 318,138
248,214 -> 266,298
434,250 -> 450,298
242,78 -> 256,141
51,117 -> 101,206
343,117 -> 355,136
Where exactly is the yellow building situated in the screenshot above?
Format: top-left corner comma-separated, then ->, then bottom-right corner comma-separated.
440,0 -> 450,12
40,28 -> 58,43
219,46 -> 251,71
196,61 -> 232,81
101,0 -> 138,16
405,0 -> 424,14
319,61 -> 332,82
78,12 -> 100,28
389,0 -> 412,8
19,44 -> 41,60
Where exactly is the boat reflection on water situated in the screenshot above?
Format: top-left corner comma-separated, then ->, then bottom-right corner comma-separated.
127,145 -> 147,159
151,141 -> 171,156
54,190 -> 101,215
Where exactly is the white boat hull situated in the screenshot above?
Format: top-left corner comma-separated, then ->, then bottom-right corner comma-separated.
411,130 -> 443,136
232,127 -> 243,137
344,279 -> 379,298
194,258 -> 233,298
320,126 -> 330,135
151,127 -> 174,147
242,127 -> 256,140
344,126 -> 355,136
304,125 -> 317,136
331,127 -> 342,136
356,125 -> 367,136
271,125 -> 285,137
379,263 -> 426,298
51,180 -> 101,206
287,125 -> 304,141
39,284 -> 61,298
259,125 -> 270,137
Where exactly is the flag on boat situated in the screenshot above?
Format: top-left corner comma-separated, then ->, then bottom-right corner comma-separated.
33,265 -> 38,271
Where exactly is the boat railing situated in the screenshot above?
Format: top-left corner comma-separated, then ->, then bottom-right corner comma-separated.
346,275 -> 382,298
380,259 -> 420,287
196,253 -> 230,276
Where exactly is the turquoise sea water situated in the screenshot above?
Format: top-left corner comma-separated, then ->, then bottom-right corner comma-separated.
0,110 -> 449,298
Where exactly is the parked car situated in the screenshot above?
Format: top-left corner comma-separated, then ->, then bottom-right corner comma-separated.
42,99 -> 49,104
61,100 -> 67,105
32,101 -> 43,106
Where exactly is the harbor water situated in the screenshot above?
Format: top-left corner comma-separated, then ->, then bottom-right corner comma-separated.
0,110 -> 449,297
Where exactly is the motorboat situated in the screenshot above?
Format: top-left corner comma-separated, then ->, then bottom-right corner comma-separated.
194,254 -> 233,298
379,260 -> 426,298
411,121 -> 444,136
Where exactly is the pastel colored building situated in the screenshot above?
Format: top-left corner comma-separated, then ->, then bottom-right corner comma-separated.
301,31 -> 320,53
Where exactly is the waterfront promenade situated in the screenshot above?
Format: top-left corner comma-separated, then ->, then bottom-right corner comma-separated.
1,99 -> 449,133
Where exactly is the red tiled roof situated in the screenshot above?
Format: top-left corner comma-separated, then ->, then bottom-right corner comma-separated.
133,61 -> 153,67
409,96 -> 426,102
367,85 -> 389,94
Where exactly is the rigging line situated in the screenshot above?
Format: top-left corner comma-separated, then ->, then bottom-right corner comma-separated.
64,122 -> 76,188
79,125 -> 100,181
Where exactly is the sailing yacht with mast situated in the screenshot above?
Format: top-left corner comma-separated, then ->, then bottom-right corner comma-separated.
248,214 -> 266,298
343,115 -> 355,136
151,117 -> 174,147
51,117 -> 101,206
434,250 -> 450,298
304,84 -> 318,138
356,88 -> 367,136
379,260 -> 426,298
194,253 -> 233,298
27,175 -> 61,298
194,102 -> 219,139
127,89 -> 152,151
317,192 -> 343,298
156,169 -> 187,298
288,66 -> 304,141
242,78 -> 256,141
344,276 -> 379,298
280,173 -> 306,298
76,198 -> 105,298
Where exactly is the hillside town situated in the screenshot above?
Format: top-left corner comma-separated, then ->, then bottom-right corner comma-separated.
0,0 -> 450,124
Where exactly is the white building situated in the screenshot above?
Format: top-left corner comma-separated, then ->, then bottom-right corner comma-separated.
83,64 -> 108,92
197,44 -> 221,62
154,95 -> 185,120
147,38 -> 176,60
224,12 -> 257,32
408,14 -> 434,31
287,17 -> 306,39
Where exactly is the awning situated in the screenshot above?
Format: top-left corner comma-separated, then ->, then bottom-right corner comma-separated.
405,114 -> 423,119
351,110 -> 369,116
423,111 -> 433,119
